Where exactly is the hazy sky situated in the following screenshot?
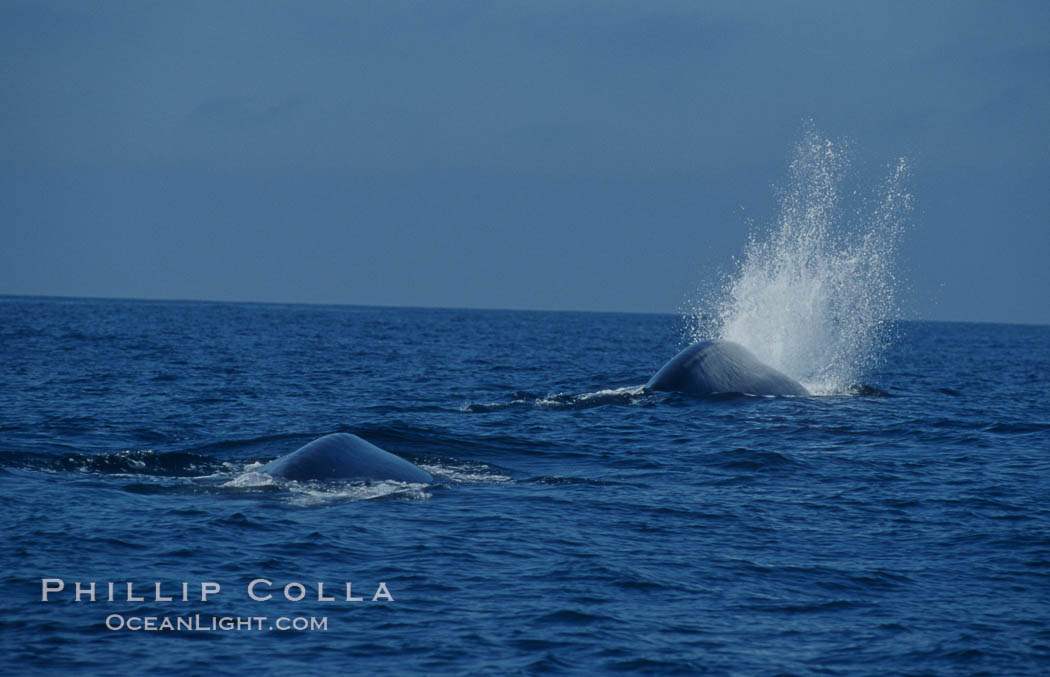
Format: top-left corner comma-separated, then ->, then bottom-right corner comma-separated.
2,1 -> 1048,323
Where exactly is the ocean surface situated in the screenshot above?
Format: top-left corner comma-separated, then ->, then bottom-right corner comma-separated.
1,295 -> 1048,675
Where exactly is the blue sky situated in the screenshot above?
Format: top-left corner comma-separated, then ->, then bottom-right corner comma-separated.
2,1 -> 1047,323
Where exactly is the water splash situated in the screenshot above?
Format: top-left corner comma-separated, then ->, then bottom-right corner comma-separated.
687,128 -> 911,395
223,465 -> 431,503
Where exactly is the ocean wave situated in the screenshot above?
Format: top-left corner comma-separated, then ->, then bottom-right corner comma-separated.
0,449 -> 229,477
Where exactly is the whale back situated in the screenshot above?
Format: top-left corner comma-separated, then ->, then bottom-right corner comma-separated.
262,433 -> 433,483
646,340 -> 809,396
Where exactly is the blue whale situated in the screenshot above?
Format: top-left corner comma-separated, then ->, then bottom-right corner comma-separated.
262,433 -> 433,483
646,340 -> 810,396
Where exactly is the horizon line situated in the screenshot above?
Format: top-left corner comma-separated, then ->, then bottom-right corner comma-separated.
2,292 -> 1047,328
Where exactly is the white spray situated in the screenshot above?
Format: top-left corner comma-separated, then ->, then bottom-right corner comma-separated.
687,128 -> 911,395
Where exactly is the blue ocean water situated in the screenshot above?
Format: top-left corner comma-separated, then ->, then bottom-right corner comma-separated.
1,295 -> 1048,675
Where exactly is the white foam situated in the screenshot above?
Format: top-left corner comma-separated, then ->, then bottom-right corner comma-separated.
421,461 -> 512,484
534,385 -> 648,408
285,480 -> 430,506
222,471 -> 276,488
222,466 -> 431,503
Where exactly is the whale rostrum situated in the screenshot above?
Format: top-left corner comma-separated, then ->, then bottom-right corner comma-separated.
646,340 -> 809,397
262,433 -> 433,483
